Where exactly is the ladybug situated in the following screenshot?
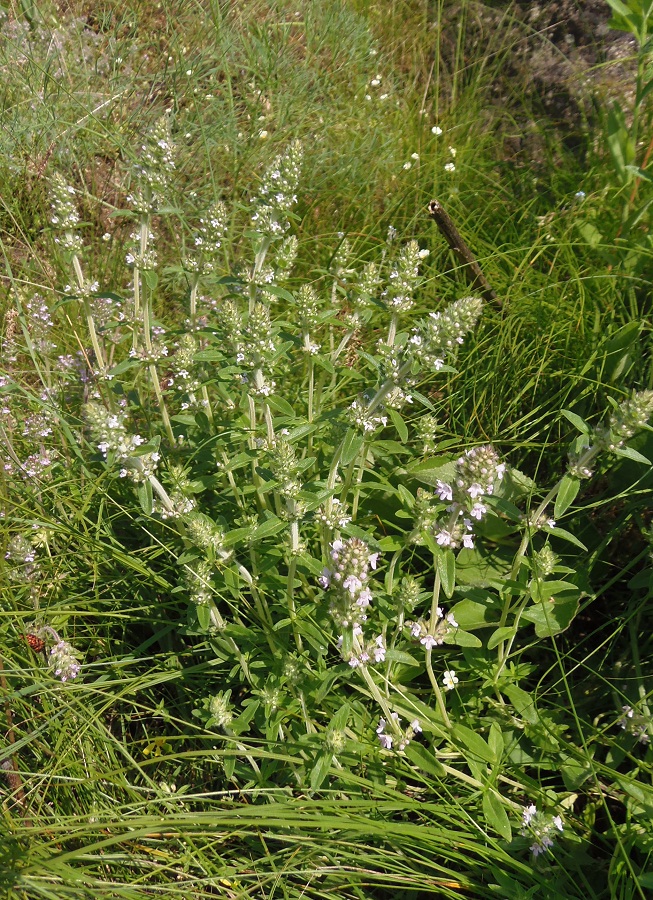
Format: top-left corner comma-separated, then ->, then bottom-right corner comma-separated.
25,634 -> 46,654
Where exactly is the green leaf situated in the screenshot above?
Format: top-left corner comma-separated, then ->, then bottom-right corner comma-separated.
250,515 -> 286,540
453,724 -> 496,764
137,480 -> 153,515
266,395 -> 296,417
488,723 -> 504,763
529,580 -> 580,602
404,742 -> 445,778
502,683 -> 538,725
445,629 -> 482,648
437,549 -> 456,599
330,702 -> 350,732
388,408 -> 408,443
546,526 -> 588,551
561,760 -> 594,791
560,409 -> 590,434
196,603 -> 212,632
341,428 -> 365,465
554,474 -> 580,518
487,626 -> 514,651
482,790 -> 512,841
143,269 -> 159,290
612,445 -> 651,465
451,596 -> 498,630
521,593 -> 581,638
309,752 -> 333,791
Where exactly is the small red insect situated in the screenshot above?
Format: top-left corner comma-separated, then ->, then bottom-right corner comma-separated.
25,634 -> 46,654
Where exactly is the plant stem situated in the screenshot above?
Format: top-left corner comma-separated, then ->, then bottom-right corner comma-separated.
425,647 -> 452,729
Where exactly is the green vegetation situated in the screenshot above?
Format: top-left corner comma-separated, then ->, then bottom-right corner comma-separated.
1,1 -> 652,898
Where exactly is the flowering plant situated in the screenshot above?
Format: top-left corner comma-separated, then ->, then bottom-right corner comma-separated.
3,120 -> 653,866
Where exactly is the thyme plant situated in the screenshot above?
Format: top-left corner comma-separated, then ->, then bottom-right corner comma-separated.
3,119 -> 653,863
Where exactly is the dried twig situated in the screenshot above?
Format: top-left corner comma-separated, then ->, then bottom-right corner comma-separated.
427,200 -> 500,307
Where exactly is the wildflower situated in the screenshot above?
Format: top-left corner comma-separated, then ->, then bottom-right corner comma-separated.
320,537 -> 380,631
431,125 -> 443,135
618,704 -> 651,744
382,240 -> 427,314
48,639 -> 81,682
84,402 -> 160,483
208,692 -> 233,728
409,295 -> 483,372
409,613 -> 457,649
521,804 -> 564,857
442,669 -> 458,690
184,201 -> 228,274
376,714 -> 422,752
444,162 -> 456,172
129,114 -> 176,212
250,139 -> 303,237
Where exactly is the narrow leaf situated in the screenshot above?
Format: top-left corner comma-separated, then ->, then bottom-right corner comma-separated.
554,474 -> 580,518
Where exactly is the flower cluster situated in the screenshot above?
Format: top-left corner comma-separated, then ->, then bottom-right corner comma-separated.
521,804 -> 564,857
316,497 -> 352,530
250,140 -> 303,236
382,240 -> 428,313
295,284 -> 323,354
183,558 -> 215,607
263,436 -> 303,503
49,639 -> 81,682
347,397 -> 388,434
433,445 -> 505,549
349,261 -> 381,324
376,713 -> 422,751
568,390 -> 653,479
24,294 -> 56,355
221,303 -> 279,397
596,390 -> 653,453
207,692 -> 234,729
618,704 -> 651,744
49,174 -> 83,252
409,296 -> 484,371
128,115 -> 176,212
125,227 -> 158,271
184,201 -> 228,274
5,534 -> 39,583
343,631 -> 386,669
319,538 -> 379,631
409,607 -> 458,649
84,402 -> 160,483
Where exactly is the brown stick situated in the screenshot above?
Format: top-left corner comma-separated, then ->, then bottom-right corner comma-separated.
427,200 -> 500,307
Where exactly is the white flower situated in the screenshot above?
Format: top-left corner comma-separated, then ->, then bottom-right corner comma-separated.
442,670 -> 458,690
444,162 -> 456,173
522,804 -> 537,826
421,634 -> 438,649
436,481 -> 453,502
431,125 -> 443,135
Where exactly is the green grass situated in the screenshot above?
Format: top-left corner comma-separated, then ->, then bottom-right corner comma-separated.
1,2 -> 653,899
